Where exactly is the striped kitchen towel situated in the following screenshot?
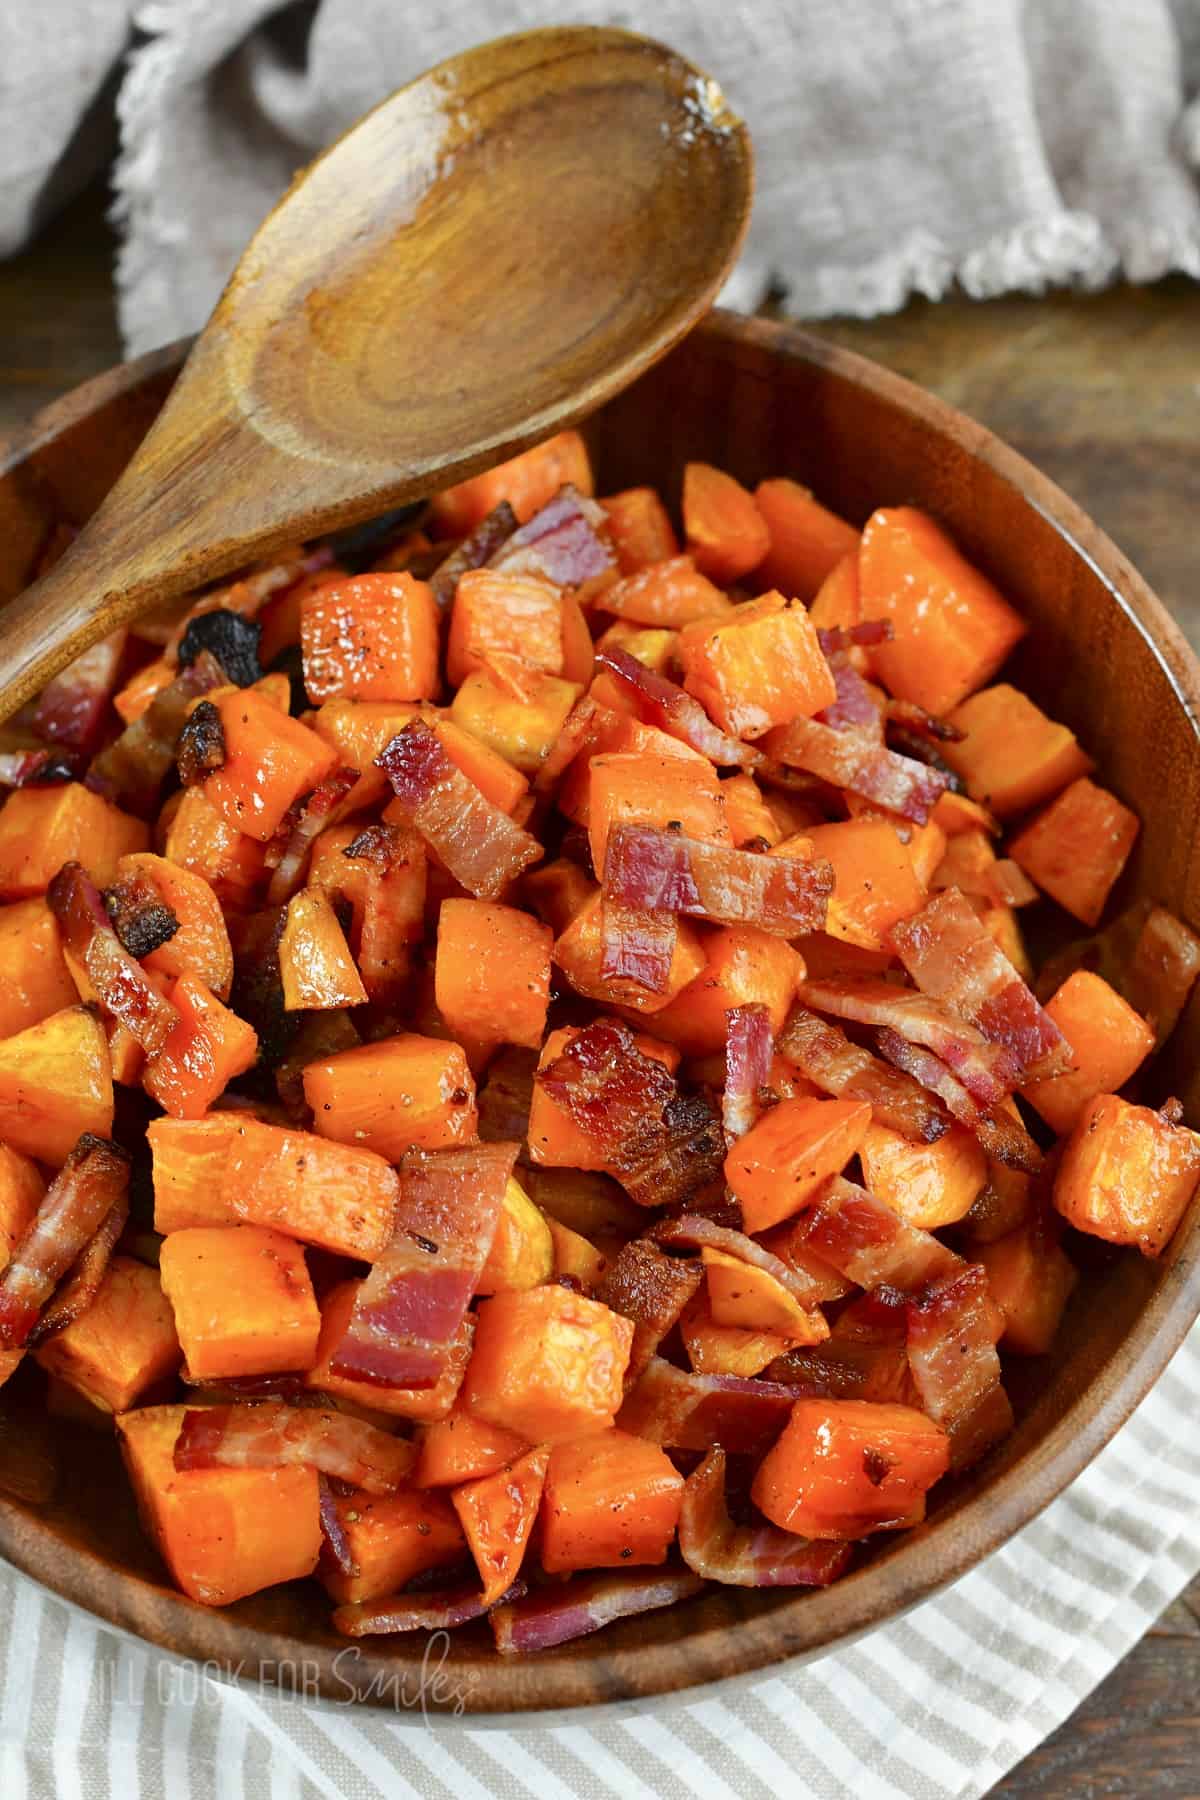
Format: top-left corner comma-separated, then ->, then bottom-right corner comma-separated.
3,1315 -> 1198,1799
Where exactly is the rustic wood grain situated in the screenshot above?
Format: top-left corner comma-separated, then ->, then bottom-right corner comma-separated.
1,184 -> 1199,1778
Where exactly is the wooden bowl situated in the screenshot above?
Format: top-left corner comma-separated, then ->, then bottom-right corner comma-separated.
1,311 -> 1198,1715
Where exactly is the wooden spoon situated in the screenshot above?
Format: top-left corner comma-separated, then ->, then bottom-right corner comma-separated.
0,25 -> 751,720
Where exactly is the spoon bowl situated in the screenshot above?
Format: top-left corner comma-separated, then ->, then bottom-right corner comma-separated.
0,26 -> 751,717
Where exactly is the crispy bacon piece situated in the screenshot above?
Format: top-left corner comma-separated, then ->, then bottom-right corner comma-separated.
778,1004 -> 949,1143
32,630 -> 127,754
491,1569 -> 704,1654
596,1239 -> 703,1385
177,609 -> 262,687
0,1136 -> 131,1350
476,1046 -> 536,1148
264,765 -> 359,905
340,820 -> 427,1003
48,862 -> 180,1055
599,897 -> 678,994
0,748 -> 82,787
336,1579 -> 527,1640
181,1371 -> 313,1401
90,649 -> 226,812
766,1292 -> 918,1405
429,501 -> 518,610
318,1472 -> 356,1576
536,1019 -> 724,1209
790,1177 -> 962,1294
329,1142 -> 517,1389
532,693 -> 601,795
489,486 -> 614,589
175,699 -> 226,787
722,1003 -> 773,1141
617,1355 -> 806,1456
654,1215 -> 835,1313
174,1403 -> 417,1494
603,824 -> 833,937
874,1028 -> 1043,1173
679,1448 -> 853,1587
103,871 -> 180,959
890,889 -> 1070,1081
767,714 -> 949,824
990,861 -> 1039,908
816,657 -> 884,736
377,718 -> 542,899
816,621 -> 893,656
595,647 -> 759,767
1127,906 -> 1200,1049
906,1263 -> 1013,1471
797,975 -> 1015,1107
24,1191 -> 129,1349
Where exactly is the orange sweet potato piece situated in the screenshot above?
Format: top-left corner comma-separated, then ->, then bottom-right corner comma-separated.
429,430 -> 593,535
159,1224 -> 321,1378
752,1398 -> 950,1538
464,1286 -> 634,1441
35,1255 -> 182,1411
809,550 -> 862,638
1008,778 -> 1140,928
523,858 -> 596,936
319,1486 -> 466,1605
0,1004 -> 112,1163
452,1444 -> 550,1604
679,591 -> 837,738
601,487 -> 680,575
435,899 -> 551,1051
303,1033 -> 477,1159
300,572 -> 439,703
587,749 -> 731,877
220,1117 -> 398,1261
724,1095 -> 871,1232
701,1247 -> 829,1342
114,656 -> 175,725
858,1121 -> 987,1231
450,663 -> 582,775
0,899 -> 77,1036
1021,971 -> 1154,1136
680,1293 -> 794,1377
791,819 -> 925,950
941,685 -> 1093,817
753,478 -> 860,602
720,774 -> 783,850
148,1114 -> 240,1233
0,784 -> 148,899
447,569 -> 565,687
117,1403 -> 321,1605
163,788 -> 266,913
638,924 -> 802,1057
600,554 -> 733,629
1053,1092 -> 1200,1256
278,889 -> 368,1011
553,891 -> 707,1014
307,1278 -> 473,1421
0,1349 -> 23,1390
203,690 -> 339,843
143,973 -> 259,1120
541,1428 -> 683,1572
546,1216 -> 610,1289
476,1176 -> 554,1294
978,1221 -> 1078,1355
527,1025 -> 680,1171
117,852 -> 234,1000
0,1144 -> 45,1273
683,462 -> 770,584
415,1406 -> 530,1487
859,508 -> 1026,715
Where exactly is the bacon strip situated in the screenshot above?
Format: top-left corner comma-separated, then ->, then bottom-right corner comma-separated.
595,647 -> 759,768
767,714 -> 949,823
377,718 -> 542,899
595,1239 -> 703,1385
329,1142 -> 517,1389
679,1447 -> 853,1588
429,501 -> 518,610
654,1215 -> 835,1313
337,1579 -> 527,1640
603,824 -> 833,937
318,1473 -> 356,1576
816,621 -> 893,655
89,649 -> 226,812
722,1003 -> 773,1142
174,1403 -> 416,1494
32,630 -> 126,754
48,862 -> 180,1056
599,897 -> 678,994
1127,906 -> 1200,1049
532,693 -> 601,795
906,1263 -> 1013,1471
789,1176 -> 962,1294
890,889 -> 1070,1080
490,1569 -> 704,1654
616,1356 -> 804,1456
797,975 -> 1016,1107
778,1003 -> 949,1142
489,485 -> 615,589
102,870 -> 179,959
536,1019 -> 724,1209
25,1191 -> 129,1348
766,1292 -> 918,1405
476,1046 -> 537,1148
264,765 -> 359,905
816,657 -> 884,736
0,1137 -> 131,1350
874,1028 -> 1043,1173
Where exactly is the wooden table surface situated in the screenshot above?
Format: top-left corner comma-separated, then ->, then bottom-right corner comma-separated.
3,183 -> 1199,1794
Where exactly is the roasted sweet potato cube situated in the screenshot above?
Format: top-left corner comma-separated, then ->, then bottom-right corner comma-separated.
148,1115 -> 240,1233
599,554 -> 731,630
978,1223 -> 1078,1355
0,784 -> 148,900
752,1398 -> 950,1538
0,1004 -> 113,1164
1053,1092 -> 1200,1256
278,889 -> 367,1011
143,973 -> 259,1121
540,1428 -> 683,1571
449,663 -> 582,774
118,852 -> 235,1000
159,1225 -> 321,1379
647,925 -> 803,1056
680,1293 -> 794,1377
465,1286 -> 633,1442
415,1406 -> 530,1487
162,788 -> 266,913
219,1117 -> 398,1260
203,689 -> 339,843
447,569 -> 565,687
682,462 -> 770,584
475,1177 -> 554,1295
452,1444 -> 550,1604
319,1486 -> 466,1605
679,591 -> 837,738
0,1144 -> 45,1273
35,1255 -> 182,1411
600,487 -> 680,575
117,1403 -> 321,1605
791,818 -> 925,951
303,1033 -> 478,1159
307,1278 -> 473,1421
1021,971 -> 1154,1136
552,891 -> 707,1015
702,1247 -> 829,1342
586,749 -> 730,877
435,899 -> 551,1052
429,429 -> 592,535
546,1217 -> 610,1290
1009,778 -> 1140,927
724,1095 -> 871,1233
0,899 -> 78,1036
300,571 -> 439,703
941,684 -> 1092,817
858,1121 -> 988,1231
720,774 -> 783,850
753,478 -> 860,602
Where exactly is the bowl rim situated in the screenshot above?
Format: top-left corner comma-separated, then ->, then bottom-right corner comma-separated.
1,307 -> 1199,1714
